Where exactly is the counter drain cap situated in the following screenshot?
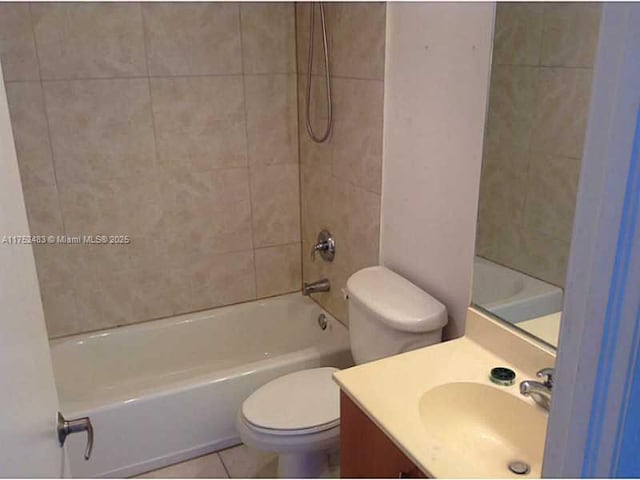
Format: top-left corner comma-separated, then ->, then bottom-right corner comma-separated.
508,461 -> 530,475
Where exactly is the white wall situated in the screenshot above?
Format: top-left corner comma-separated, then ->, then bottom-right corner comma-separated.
380,3 -> 495,339
0,63 -> 65,475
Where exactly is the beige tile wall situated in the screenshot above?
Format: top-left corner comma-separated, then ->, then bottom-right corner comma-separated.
0,2 -> 301,337
476,2 -> 601,287
296,3 -> 385,323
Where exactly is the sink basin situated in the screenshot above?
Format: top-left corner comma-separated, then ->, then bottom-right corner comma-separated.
419,382 -> 548,477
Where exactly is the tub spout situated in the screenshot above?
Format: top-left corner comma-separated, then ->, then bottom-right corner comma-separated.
303,278 -> 330,295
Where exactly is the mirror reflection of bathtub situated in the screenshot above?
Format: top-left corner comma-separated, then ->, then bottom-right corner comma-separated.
471,2 -> 600,349
472,256 -> 563,346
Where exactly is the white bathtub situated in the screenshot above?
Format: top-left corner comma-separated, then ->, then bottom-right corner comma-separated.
50,293 -> 353,478
472,256 -> 563,323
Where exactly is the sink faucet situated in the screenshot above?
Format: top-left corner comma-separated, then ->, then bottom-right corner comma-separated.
520,367 -> 554,411
303,278 -> 330,296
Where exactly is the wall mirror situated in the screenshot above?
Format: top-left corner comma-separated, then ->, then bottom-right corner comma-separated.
472,3 -> 602,348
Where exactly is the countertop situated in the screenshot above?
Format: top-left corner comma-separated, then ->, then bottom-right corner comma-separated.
518,312 -> 561,347
333,308 -> 556,478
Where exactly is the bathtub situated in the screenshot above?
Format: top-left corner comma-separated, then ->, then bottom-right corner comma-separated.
50,293 -> 353,478
472,256 -> 563,323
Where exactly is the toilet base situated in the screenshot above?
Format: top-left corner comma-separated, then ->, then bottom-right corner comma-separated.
237,411 -> 340,478
278,450 -> 330,478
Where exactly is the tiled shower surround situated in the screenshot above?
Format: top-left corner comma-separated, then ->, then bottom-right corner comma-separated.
476,2 -> 601,287
1,2 -> 301,337
1,2 -> 385,337
296,3 -> 386,324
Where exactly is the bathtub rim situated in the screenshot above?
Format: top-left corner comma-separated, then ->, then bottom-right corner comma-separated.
50,292 -> 351,416
49,292 -> 325,345
472,256 -> 564,322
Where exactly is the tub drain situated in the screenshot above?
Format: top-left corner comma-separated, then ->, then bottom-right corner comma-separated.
508,461 -> 530,475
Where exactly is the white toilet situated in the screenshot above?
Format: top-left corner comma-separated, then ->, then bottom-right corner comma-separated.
236,266 -> 447,478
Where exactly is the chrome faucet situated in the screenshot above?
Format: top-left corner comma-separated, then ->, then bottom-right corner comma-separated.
310,229 -> 335,262
303,278 -> 330,295
520,367 -> 554,411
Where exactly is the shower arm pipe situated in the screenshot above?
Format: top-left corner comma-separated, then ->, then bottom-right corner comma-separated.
305,2 -> 333,144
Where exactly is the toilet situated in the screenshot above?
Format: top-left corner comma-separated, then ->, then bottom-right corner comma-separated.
236,266 -> 448,478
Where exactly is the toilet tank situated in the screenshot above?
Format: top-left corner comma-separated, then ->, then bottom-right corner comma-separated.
346,266 -> 448,364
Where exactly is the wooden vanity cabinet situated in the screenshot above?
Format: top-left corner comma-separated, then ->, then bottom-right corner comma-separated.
340,391 -> 427,478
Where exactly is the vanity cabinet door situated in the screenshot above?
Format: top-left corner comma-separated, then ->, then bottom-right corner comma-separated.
340,391 -> 427,478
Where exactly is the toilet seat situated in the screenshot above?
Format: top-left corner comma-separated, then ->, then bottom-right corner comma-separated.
241,367 -> 340,435
244,417 -> 339,436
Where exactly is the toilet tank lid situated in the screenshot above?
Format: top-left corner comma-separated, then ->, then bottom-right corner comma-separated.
347,266 -> 448,333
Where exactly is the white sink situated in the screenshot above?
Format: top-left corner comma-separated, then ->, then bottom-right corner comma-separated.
419,382 -> 548,477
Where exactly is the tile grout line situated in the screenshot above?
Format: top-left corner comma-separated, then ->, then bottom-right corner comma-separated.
4,72 -> 384,85
237,3 -> 260,300
254,240 -> 301,252
292,3 -> 305,292
26,2 -> 100,334
47,256 -> 285,342
6,71 -> 300,84
493,64 -> 595,71
217,452 -> 232,479
50,164 -> 265,189
305,2 -> 337,317
24,2 -> 82,327
297,72 -> 385,82
138,2 -> 174,311
140,2 -> 159,172
534,3 -> 545,69
26,3 -> 67,236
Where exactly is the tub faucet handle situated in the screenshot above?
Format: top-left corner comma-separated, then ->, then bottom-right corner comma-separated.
310,229 -> 335,262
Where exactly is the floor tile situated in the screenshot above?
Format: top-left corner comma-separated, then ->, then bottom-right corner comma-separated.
136,452 -> 228,478
136,443 -> 340,478
218,444 -> 279,478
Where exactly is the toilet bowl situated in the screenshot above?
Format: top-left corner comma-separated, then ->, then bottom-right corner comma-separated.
237,367 -> 340,478
237,266 -> 448,478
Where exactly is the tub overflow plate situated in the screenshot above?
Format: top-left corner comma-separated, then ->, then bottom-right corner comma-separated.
317,313 -> 328,330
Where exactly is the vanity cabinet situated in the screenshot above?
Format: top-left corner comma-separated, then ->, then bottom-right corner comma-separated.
340,391 -> 427,478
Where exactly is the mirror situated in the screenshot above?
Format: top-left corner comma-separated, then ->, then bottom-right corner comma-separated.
472,3 -> 602,347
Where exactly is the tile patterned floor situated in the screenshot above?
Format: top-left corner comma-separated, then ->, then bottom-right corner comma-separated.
137,452 -> 229,478
218,444 -> 279,478
136,443 -> 339,478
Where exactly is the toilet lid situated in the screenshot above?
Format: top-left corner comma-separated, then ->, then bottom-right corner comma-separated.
242,367 -> 340,433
